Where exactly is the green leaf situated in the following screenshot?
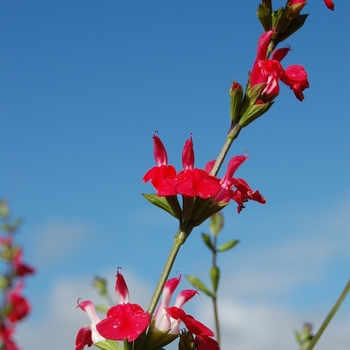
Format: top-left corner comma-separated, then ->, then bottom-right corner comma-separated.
186,275 -> 214,297
0,201 -> 10,218
257,3 -> 272,32
193,201 -> 228,227
201,233 -> 214,251
95,305 -> 109,313
142,328 -> 177,350
279,14 -> 308,42
239,101 -> 274,128
209,212 -> 224,237
271,7 -> 286,36
95,339 -> 124,350
294,330 -> 302,345
142,194 -> 181,219
217,240 -> 239,252
0,275 -> 9,290
210,266 -> 220,293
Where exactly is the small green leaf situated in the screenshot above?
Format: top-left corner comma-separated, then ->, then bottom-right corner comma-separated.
0,275 -> 9,290
294,330 -> 302,345
95,339 -> 124,350
95,305 -> 109,313
210,266 -> 220,293
209,212 -> 224,237
142,194 -> 181,219
186,275 -> 214,297
0,201 -> 10,218
217,240 -> 239,252
141,327 -> 177,350
201,233 -> 214,251
93,276 -> 108,297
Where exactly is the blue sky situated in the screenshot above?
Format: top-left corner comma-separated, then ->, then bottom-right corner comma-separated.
1,1 -> 349,349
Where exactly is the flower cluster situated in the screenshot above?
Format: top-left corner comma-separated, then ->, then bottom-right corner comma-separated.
0,201 -> 35,350
143,134 -> 265,224
76,270 -> 219,350
250,29 -> 309,102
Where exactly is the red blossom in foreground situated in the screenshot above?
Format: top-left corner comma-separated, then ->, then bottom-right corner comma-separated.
165,307 -> 219,350
75,301 -> 104,350
97,303 -> 150,342
250,30 -> 309,101
76,270 -> 150,348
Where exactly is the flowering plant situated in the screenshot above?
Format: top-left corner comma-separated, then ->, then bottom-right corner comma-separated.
0,201 -> 35,350
72,1 -> 350,350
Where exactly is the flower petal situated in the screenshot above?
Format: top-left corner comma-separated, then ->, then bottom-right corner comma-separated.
97,303 -> 150,342
115,269 -> 129,304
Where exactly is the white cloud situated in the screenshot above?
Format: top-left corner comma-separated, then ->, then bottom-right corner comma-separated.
32,220 -> 92,265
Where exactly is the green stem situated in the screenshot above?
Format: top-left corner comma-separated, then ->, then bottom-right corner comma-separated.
147,229 -> 187,315
210,122 -> 242,177
212,295 -> 220,345
211,235 -> 221,345
306,279 -> 350,350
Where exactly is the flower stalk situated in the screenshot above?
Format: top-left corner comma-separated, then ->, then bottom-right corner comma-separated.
209,122 -> 242,177
147,230 -> 187,315
305,279 -> 350,350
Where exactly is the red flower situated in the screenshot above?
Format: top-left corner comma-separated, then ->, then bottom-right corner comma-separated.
75,300 -> 104,350
77,270 -> 150,346
143,134 -> 177,196
143,134 -> 221,199
211,154 -> 266,213
174,136 -> 221,199
95,270 -> 150,342
0,323 -> 20,350
231,178 -> 266,213
324,0 -> 334,10
281,64 -> 309,101
154,274 -> 198,334
96,303 -> 150,342
165,307 -> 219,350
250,30 -> 309,101
13,249 -> 35,277
7,282 -> 31,323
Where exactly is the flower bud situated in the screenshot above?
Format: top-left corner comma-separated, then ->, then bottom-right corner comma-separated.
229,81 -> 243,123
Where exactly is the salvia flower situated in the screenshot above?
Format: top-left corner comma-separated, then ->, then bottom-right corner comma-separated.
6,282 -> 31,323
209,154 -> 266,213
143,134 -> 266,220
143,134 -> 220,199
250,29 -> 309,102
76,269 -> 151,348
153,274 -> 219,350
96,270 -> 150,341
154,274 -> 198,334
175,136 -> 221,199
75,300 -> 104,350
165,307 -> 220,350
143,133 -> 177,196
